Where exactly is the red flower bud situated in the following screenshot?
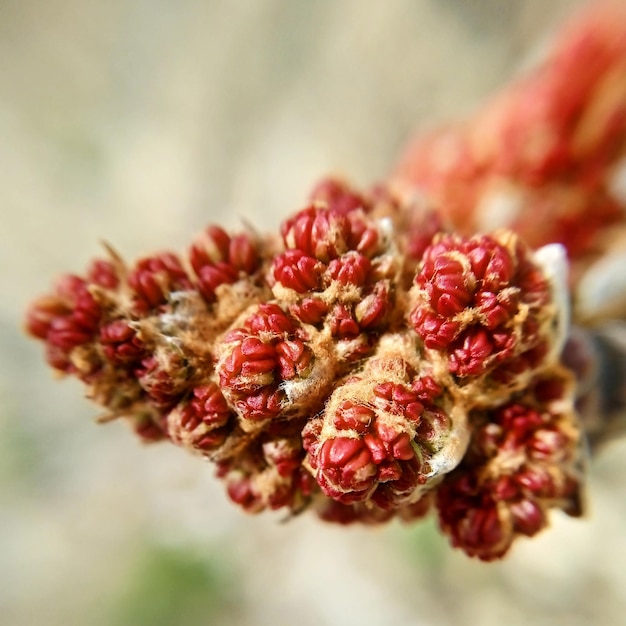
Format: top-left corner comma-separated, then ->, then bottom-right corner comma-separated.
309,177 -> 370,215
190,225 -> 231,272
271,250 -> 324,293
166,383 -> 232,454
229,233 -> 261,274
25,296 -> 70,340
100,320 -> 145,366
281,204 -> 380,262
327,252 -> 371,287
281,206 -> 350,262
47,316 -> 94,351
246,303 -> 298,335
196,263 -> 239,301
328,303 -> 360,339
289,297 -> 328,325
262,437 -> 303,478
87,259 -> 120,290
136,351 -> 192,409
316,436 -> 378,503
354,282 -> 390,329
128,253 -> 192,313
331,400 -> 375,432
190,227 -> 261,302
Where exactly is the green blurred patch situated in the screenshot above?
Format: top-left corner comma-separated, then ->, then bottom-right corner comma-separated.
0,406 -> 44,492
397,515 -> 448,574
106,543 -> 238,626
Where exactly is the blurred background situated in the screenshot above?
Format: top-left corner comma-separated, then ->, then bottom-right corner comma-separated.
2,1 -> 626,625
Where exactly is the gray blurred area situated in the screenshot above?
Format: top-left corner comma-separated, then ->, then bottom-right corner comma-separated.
2,1 -> 626,625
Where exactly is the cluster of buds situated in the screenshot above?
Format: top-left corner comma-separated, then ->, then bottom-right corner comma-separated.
409,231 -> 567,403
437,367 -> 582,560
25,3 -> 626,560
25,228 -> 269,440
26,173 -> 583,560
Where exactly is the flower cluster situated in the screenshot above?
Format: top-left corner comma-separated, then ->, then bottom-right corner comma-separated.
437,367 -> 582,560
303,336 -> 466,511
409,231 -> 562,403
26,174 -> 582,559
27,5 -> 626,560
26,230 -> 268,441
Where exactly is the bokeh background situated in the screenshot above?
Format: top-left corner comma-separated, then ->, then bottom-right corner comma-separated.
2,1 -> 626,625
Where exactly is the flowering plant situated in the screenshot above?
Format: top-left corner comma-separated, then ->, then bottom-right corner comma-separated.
25,2 -> 626,560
